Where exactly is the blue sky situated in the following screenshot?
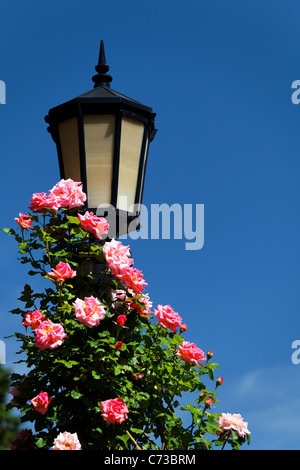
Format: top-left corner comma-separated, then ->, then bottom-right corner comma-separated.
1,0 -> 300,450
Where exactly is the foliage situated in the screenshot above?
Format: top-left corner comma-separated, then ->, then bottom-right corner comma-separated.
0,365 -> 20,449
3,180 -> 250,450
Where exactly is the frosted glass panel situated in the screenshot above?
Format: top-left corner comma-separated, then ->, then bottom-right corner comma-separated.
117,117 -> 145,212
84,115 -> 115,209
137,137 -> 149,209
58,117 -> 81,183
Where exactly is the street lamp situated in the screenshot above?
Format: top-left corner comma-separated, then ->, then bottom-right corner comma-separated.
45,40 -> 157,237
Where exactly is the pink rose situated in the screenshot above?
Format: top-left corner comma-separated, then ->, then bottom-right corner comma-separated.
15,213 -> 34,230
29,192 -> 59,212
117,266 -> 147,294
73,296 -> 106,327
47,261 -> 76,283
153,305 -> 182,332
22,310 -> 46,330
176,341 -> 206,365
103,239 -> 133,276
116,315 -> 127,327
218,413 -> 250,438
78,211 -> 109,240
30,391 -> 52,415
52,431 -> 81,450
34,320 -> 67,350
100,398 -> 128,424
50,178 -> 86,209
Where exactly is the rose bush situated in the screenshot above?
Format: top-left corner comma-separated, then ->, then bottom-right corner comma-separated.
3,179 -> 250,450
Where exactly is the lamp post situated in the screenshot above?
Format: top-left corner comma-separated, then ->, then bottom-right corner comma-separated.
45,40 -> 157,238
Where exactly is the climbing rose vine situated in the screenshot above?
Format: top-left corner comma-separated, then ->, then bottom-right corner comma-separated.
4,179 -> 250,450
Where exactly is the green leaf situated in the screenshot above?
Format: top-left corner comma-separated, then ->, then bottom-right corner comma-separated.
70,390 -> 83,399
91,370 -> 101,380
36,437 -> 47,448
113,365 -> 122,376
131,427 -> 144,434
54,359 -> 80,369
66,215 -> 80,225
206,414 -> 220,434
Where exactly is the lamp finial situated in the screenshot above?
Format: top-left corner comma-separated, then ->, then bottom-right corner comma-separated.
92,40 -> 113,88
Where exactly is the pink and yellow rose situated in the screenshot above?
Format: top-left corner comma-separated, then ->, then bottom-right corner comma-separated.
77,211 -> 109,240
52,431 -> 81,450
153,304 -> 182,332
15,213 -> 34,230
29,179 -> 86,213
29,192 -> 59,213
103,239 -> 133,276
49,178 -> 86,209
117,266 -> 147,294
100,398 -> 128,424
22,310 -> 46,330
218,413 -> 250,438
176,341 -> 206,365
73,296 -> 106,327
34,320 -> 67,350
47,261 -> 76,283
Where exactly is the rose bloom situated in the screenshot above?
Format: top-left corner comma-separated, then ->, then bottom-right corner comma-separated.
78,211 -> 109,240
100,398 -> 129,424
52,431 -> 81,450
218,413 -> 250,438
114,341 -> 123,350
103,239 -> 133,276
22,310 -> 46,330
116,314 -> 127,327
15,213 -> 34,230
29,192 -> 59,212
47,261 -> 76,283
117,266 -> 147,294
73,296 -> 106,327
30,391 -> 52,415
153,305 -> 182,332
50,178 -> 86,209
176,341 -> 206,365
34,320 -> 67,350
9,429 -> 34,450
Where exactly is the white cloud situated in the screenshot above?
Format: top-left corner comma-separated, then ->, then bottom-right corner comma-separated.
217,363 -> 300,449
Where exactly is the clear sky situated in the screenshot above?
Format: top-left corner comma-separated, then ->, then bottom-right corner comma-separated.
1,0 -> 300,450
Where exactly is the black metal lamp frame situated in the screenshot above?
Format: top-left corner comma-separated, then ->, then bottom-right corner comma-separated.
45,41 -> 157,237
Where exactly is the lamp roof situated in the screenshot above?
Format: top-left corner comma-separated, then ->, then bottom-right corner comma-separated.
45,41 -> 156,138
